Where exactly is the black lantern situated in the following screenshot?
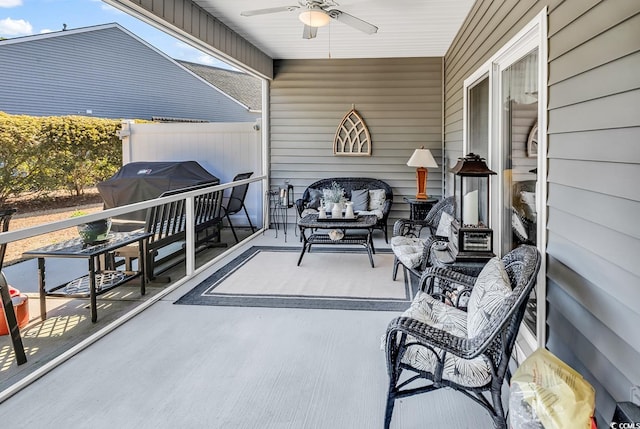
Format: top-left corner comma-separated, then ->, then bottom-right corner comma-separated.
448,153 -> 496,261
280,180 -> 294,208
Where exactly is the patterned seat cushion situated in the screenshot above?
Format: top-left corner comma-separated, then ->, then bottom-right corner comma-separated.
390,236 -> 425,268
301,208 -> 319,217
467,257 -> 512,338
400,292 -> 493,387
358,208 -> 383,219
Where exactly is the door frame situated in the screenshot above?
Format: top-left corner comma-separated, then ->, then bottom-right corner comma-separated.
462,8 -> 548,357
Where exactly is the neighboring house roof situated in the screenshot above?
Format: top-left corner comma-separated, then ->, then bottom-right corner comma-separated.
178,61 -> 262,112
0,23 -> 260,122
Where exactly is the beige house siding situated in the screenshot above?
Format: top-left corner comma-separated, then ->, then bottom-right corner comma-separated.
270,57 -> 444,223
445,0 -> 640,424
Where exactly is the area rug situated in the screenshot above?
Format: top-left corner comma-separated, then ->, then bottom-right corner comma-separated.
175,246 -> 418,311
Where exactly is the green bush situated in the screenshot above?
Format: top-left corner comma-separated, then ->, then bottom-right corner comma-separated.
0,112 -> 123,204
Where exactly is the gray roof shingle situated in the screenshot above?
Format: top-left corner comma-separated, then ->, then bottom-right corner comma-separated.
177,60 -> 262,112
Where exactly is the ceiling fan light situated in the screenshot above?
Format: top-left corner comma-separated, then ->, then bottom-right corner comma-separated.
299,9 -> 330,27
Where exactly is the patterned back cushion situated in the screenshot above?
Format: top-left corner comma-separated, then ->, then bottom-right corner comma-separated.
467,257 -> 511,338
436,211 -> 454,238
368,189 -> 386,211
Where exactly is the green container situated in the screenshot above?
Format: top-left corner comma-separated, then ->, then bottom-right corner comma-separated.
77,218 -> 112,244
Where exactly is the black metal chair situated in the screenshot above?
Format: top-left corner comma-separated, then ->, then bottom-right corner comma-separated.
384,245 -> 541,429
391,196 -> 456,281
0,208 -> 27,365
222,172 -> 256,243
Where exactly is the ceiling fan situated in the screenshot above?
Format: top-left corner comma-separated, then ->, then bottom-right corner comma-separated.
240,1 -> 378,39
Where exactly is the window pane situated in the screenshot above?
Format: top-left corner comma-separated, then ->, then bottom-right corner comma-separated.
467,77 -> 490,222
501,48 -> 538,333
468,77 -> 489,160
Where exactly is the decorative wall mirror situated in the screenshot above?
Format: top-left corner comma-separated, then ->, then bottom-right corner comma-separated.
333,106 -> 371,156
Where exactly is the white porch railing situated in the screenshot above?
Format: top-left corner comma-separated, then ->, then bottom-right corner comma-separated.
0,175 -> 266,280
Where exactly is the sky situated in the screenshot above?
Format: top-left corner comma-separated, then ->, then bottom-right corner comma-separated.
0,0 -> 233,69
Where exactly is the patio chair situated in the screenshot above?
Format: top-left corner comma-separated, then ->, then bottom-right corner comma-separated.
391,196 -> 456,282
222,172 -> 256,243
0,208 -> 27,365
383,244 -> 541,429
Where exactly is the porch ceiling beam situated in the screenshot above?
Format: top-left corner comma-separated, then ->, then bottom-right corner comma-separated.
104,0 -> 274,79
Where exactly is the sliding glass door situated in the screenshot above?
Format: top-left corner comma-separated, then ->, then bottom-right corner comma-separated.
463,9 -> 547,356
500,49 -> 539,336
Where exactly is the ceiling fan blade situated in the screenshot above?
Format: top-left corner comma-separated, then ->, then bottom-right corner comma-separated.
240,6 -> 299,17
302,25 -> 318,39
328,9 -> 378,34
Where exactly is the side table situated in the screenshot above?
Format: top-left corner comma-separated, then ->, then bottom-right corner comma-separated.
403,196 -> 440,220
23,231 -> 151,323
267,190 -> 296,242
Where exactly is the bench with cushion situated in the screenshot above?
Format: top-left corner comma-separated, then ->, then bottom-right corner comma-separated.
294,177 -> 393,242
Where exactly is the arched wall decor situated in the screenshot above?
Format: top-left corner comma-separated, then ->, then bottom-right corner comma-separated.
333,106 -> 371,156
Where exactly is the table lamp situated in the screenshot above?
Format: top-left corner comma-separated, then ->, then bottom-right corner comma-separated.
407,147 -> 438,199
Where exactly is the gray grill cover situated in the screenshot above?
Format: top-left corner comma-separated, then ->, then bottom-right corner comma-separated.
97,161 -> 220,222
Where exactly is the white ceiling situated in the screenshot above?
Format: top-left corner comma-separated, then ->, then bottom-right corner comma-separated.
193,0 -> 475,59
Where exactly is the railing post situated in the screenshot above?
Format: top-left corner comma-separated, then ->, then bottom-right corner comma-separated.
185,196 -> 195,276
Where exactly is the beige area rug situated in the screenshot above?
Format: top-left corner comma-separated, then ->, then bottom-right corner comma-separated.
175,246 -> 418,311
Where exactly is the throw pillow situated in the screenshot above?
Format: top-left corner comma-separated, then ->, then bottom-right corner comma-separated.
436,211 -> 453,238
307,189 -> 323,209
467,257 -> 511,338
350,189 -> 369,212
511,209 -> 528,242
368,189 -> 386,211
520,191 -> 537,222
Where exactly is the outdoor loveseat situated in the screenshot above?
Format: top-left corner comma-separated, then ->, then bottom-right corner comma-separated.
295,177 -> 393,242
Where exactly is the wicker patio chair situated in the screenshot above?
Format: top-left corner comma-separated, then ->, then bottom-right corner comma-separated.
391,196 -> 456,281
0,208 -> 27,365
384,244 -> 541,429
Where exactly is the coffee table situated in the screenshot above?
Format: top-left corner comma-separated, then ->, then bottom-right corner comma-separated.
297,213 -> 378,267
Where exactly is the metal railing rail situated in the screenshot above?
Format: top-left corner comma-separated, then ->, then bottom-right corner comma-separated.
0,175 -> 266,278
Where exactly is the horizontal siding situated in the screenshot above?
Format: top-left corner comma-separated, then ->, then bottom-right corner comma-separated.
546,0 -> 640,424
549,12 -> 640,85
548,89 -> 640,133
548,127 -> 640,163
0,26 -> 258,122
445,0 -> 640,425
548,51 -> 640,109
270,58 -> 443,224
545,292 -> 630,424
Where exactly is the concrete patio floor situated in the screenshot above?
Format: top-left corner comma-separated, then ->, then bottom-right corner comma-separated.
0,225 -> 500,428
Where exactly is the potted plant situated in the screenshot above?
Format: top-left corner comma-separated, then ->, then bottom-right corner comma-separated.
321,181 -> 347,216
71,211 -> 112,244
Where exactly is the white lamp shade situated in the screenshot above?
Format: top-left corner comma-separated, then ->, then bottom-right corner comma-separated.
299,9 -> 331,27
407,148 -> 438,168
